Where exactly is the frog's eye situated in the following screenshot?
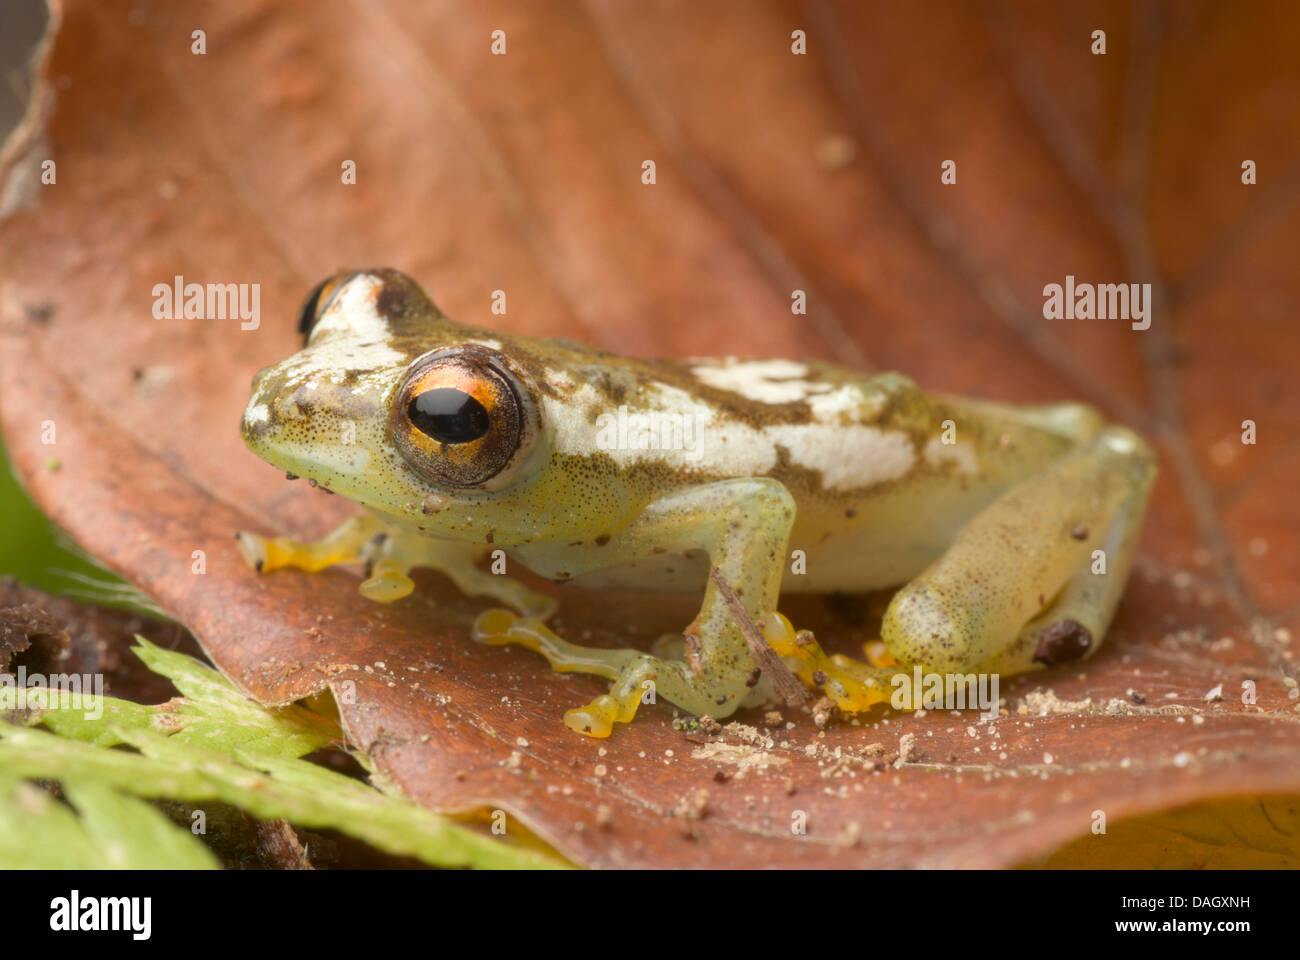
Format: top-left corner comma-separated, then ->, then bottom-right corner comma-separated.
296,272 -> 355,345
391,347 -> 535,488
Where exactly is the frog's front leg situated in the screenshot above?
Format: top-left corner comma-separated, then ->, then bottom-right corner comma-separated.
475,478 -> 796,737
237,514 -> 556,618
236,514 -> 384,575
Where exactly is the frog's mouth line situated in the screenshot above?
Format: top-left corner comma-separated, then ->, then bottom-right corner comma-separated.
281,471 -> 337,497
260,446 -> 374,491
241,414 -> 375,501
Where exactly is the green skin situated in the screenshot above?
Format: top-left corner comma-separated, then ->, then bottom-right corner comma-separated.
240,268 -> 1156,737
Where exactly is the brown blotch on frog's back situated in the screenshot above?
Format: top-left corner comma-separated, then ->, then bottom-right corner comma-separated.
594,370 -> 629,406
375,268 -> 436,323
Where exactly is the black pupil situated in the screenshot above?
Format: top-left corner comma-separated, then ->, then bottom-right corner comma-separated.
409,389 -> 490,444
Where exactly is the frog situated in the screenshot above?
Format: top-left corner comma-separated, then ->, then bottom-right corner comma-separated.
239,268 -> 1156,738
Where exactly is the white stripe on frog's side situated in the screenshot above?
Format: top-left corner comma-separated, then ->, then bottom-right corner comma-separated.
689,358 -> 883,427
539,378 -> 917,492
689,358 -> 832,405
770,423 -> 915,490
809,383 -> 882,422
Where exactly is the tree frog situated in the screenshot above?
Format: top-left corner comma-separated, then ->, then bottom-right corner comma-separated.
239,269 -> 1156,737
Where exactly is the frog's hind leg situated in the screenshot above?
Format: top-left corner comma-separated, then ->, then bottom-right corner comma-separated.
769,425 -> 1156,713
977,428 -> 1156,676
883,425 -> 1157,681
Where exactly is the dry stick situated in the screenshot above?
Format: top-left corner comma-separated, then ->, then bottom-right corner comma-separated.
254,818 -> 314,870
708,567 -> 811,707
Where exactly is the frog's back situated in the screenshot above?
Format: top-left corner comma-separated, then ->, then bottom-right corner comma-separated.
519,341 -> 942,492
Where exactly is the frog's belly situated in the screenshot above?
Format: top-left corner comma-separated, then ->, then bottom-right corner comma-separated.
558,552 -> 714,592
544,535 -> 941,594
547,481 -> 1002,594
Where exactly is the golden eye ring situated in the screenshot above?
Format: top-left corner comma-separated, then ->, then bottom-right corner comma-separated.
390,346 -> 529,488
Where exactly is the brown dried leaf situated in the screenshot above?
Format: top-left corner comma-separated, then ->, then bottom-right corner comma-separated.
1,0 -> 1298,868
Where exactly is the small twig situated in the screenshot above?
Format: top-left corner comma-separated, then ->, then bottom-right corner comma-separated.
255,818 -> 314,870
709,567 -> 810,707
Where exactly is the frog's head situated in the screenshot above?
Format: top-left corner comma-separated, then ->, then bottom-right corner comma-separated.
242,269 -> 547,521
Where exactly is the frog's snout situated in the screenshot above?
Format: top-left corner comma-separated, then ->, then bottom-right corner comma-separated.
239,358 -> 386,492
241,364 -> 293,450
240,393 -> 273,447
242,366 -> 275,438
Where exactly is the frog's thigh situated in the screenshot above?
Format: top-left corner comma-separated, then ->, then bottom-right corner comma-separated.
363,528 -> 558,618
475,478 -> 796,737
236,514 -> 385,574
980,428 -> 1156,675
884,426 -> 1156,676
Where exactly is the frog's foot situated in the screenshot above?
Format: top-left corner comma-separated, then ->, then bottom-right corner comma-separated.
882,426 -> 1156,681
760,612 -> 903,713
236,514 -> 415,601
473,609 -> 720,737
358,557 -> 417,603
239,513 -> 556,616
236,514 -> 384,575
235,512 -> 418,603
